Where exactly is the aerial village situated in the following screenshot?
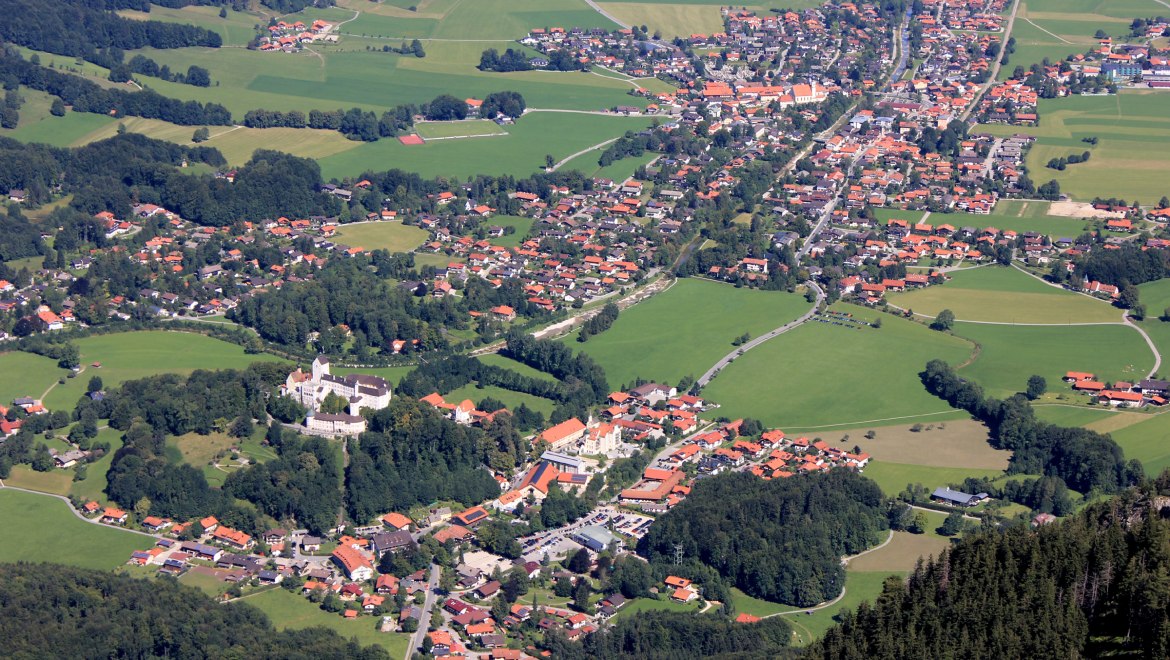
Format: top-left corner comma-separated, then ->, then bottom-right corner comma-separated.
5,3 -> 1170,656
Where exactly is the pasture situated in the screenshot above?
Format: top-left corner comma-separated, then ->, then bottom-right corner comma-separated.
0,488 -> 151,569
331,222 -> 429,252
2,465 -> 75,496
978,92 -> 1170,202
829,420 -> 1010,471
440,382 -> 557,417
954,322 -> 1153,398
476,353 -> 558,382
869,204 -> 1089,238
886,265 -> 1121,324
846,530 -> 951,574
598,3 -> 726,38
1107,413 -> 1170,476
241,588 -> 410,658
701,304 -> 973,428
41,331 -> 283,411
774,572 -> 897,646
558,150 -> 658,185
860,462 -> 1005,497
570,278 -> 813,388
317,112 -> 654,180
1033,404 -> 1119,428
0,351 -> 64,409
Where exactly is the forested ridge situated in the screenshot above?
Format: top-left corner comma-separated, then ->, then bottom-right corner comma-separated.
810,477 -> 1170,659
0,563 -> 388,660
639,470 -> 888,607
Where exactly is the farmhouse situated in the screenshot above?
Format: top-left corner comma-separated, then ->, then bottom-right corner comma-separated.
931,487 -> 988,507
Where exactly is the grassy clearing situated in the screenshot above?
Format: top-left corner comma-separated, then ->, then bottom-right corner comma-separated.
68,117 -> 360,166
778,572 -> 895,646
69,427 -> 124,505
485,215 -> 535,248
441,382 -> 557,417
861,462 -> 1004,497
4,108 -> 118,147
3,465 -> 75,496
1107,413 -> 1170,476
178,568 -> 233,597
702,304 -> 973,428
887,266 -> 1120,324
318,112 -> 654,180
0,351 -> 65,408
240,588 -> 410,657
331,222 -> 429,252
0,488 -> 151,569
571,278 -> 812,388
1032,404 -> 1119,427
828,420 -> 1009,470
611,595 -> 706,620
476,353 -> 558,382
978,92 -> 1170,202
414,120 -> 507,139
846,529 -> 952,574
42,331 -> 283,411
954,322 -> 1152,398
558,150 -> 658,185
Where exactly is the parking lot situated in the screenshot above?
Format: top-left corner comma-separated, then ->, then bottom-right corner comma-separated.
516,505 -> 660,562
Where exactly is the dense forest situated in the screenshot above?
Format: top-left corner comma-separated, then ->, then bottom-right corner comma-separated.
544,610 -> 793,659
344,398 -> 521,523
921,359 -> 1140,493
810,477 -> 1170,659
224,429 -> 342,535
1075,243 -> 1170,287
0,0 -> 222,60
639,470 -> 888,607
0,563 -> 388,659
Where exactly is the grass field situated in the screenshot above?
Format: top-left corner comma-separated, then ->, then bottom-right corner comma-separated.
598,2 -> 726,38
570,278 -> 812,388
414,120 -> 508,139
476,353 -> 558,382
776,571 -> 896,645
887,266 -> 1121,324
3,465 -> 75,496
40,331 -> 283,411
117,5 -> 265,47
0,489 -> 151,569
954,322 -> 1153,398
65,116 -> 360,167
846,529 -> 951,573
317,112 -> 654,180
558,150 -> 658,186
978,92 -> 1170,202
930,200 -> 1093,237
167,427 -> 278,488
333,365 -> 416,385
485,215 -> 535,248
441,382 -> 557,418
69,427 -> 125,505
861,462 -> 1005,497
331,222 -> 429,252
1033,404 -> 1119,427
0,351 -> 65,409
1106,413 -> 1170,476
612,595 -> 705,620
829,420 -> 1009,470
240,588 -> 411,657
701,304 -> 973,428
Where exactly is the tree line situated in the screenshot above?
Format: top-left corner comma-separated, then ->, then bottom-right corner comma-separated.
0,563 -> 389,660
578,302 -> 619,342
921,359 -> 1140,493
810,475 -> 1170,658
638,470 -> 888,607
478,47 -> 586,72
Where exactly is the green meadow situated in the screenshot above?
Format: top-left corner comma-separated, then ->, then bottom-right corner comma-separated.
440,382 -> 557,418
484,215 -> 535,248
1107,413 -> 1170,476
40,331 -> 283,411
861,462 -> 1005,498
241,588 -> 410,658
701,304 -> 973,428
0,351 -> 65,409
571,278 -> 813,388
954,322 -> 1153,398
887,266 -> 1121,324
979,92 -> 1170,203
118,5 -> 267,47
869,203 -> 1090,237
0,489 -> 151,569
476,353 -> 558,382
330,222 -> 429,252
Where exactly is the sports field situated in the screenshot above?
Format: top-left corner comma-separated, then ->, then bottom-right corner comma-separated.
887,266 -> 1121,324
241,588 -> 410,658
701,304 -> 974,428
0,488 -> 152,569
318,112 -> 653,180
979,92 -> 1170,203
571,278 -> 813,388
40,331 -> 283,411
331,222 -> 429,252
414,120 -> 507,139
954,322 -> 1153,398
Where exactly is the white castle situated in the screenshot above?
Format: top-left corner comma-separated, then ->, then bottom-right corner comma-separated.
283,356 -> 392,436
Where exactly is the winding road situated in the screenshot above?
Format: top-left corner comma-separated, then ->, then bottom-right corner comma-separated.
0,480 -> 160,540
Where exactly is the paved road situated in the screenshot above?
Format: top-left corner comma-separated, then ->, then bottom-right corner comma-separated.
407,563 -> 442,660
697,281 -> 824,388
582,0 -> 630,28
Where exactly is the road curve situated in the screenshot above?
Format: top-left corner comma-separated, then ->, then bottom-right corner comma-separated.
697,281 -> 824,388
